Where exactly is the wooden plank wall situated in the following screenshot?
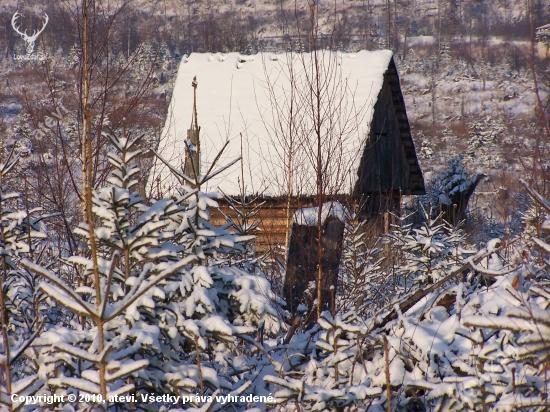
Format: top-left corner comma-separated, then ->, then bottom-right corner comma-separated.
283,217 -> 345,317
210,197 -> 349,255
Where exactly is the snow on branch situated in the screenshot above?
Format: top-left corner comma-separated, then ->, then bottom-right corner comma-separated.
21,259 -> 96,317
103,255 -> 196,321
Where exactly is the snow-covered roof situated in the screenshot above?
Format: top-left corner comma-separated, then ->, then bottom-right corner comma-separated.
149,50 -> 394,197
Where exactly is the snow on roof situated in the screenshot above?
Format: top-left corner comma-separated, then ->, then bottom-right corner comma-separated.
293,201 -> 345,227
149,50 -> 393,197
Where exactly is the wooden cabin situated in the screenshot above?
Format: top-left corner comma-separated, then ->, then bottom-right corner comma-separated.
149,50 -> 424,317
149,50 -> 425,255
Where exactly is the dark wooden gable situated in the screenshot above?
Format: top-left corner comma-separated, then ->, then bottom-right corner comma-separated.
354,57 -> 424,201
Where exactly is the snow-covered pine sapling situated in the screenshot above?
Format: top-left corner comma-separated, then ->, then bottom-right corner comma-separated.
388,206 -> 469,286
410,268 -> 527,411
153,131 -> 283,406
0,156 -> 50,411
337,205 -> 385,317
423,155 -> 483,225
219,183 -> 267,273
398,231 -> 543,411
459,181 -> 550,410
265,311 -> 382,411
22,131 -> 195,410
218,184 -> 287,336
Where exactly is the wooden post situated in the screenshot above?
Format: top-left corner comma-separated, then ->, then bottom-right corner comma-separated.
184,76 -> 201,180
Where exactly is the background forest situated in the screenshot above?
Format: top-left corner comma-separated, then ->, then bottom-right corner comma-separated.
1,0 -> 550,411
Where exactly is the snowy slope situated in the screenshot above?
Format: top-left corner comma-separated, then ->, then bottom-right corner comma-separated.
149,50 -> 393,197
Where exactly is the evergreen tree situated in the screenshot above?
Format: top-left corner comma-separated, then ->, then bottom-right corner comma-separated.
387,207 -> 470,287
265,311 -> 383,411
22,131 -> 193,409
337,206 -> 385,317
152,135 -> 283,408
424,156 -> 483,224
0,156 -> 50,410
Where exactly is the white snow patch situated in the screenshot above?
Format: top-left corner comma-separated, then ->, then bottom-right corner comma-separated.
293,201 -> 346,226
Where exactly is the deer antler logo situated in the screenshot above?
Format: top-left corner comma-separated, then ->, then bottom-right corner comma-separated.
11,11 -> 49,55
